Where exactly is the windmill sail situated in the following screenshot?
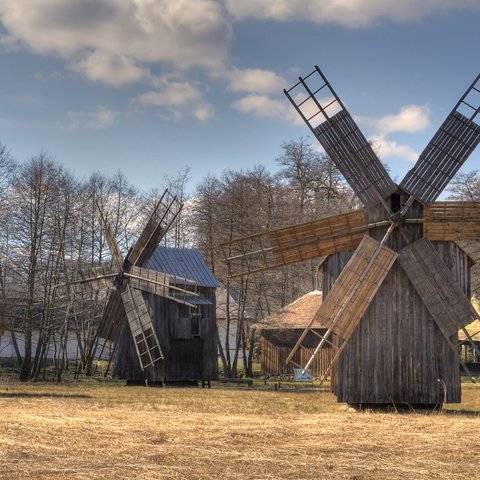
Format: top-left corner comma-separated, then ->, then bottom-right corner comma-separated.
96,289 -> 126,343
399,237 -> 478,338
424,201 -> 480,241
286,236 -> 398,377
284,66 -> 396,208
127,265 -> 199,306
400,74 -> 480,203
121,285 -> 163,370
222,209 -> 369,277
127,190 -> 183,267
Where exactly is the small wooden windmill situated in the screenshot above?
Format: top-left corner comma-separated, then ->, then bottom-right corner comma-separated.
223,67 -> 480,405
58,189 -> 199,373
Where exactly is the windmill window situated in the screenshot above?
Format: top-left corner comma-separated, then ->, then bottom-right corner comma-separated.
390,193 -> 401,213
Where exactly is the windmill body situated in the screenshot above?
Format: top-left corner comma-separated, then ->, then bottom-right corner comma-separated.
223,67 -> 480,405
326,195 -> 470,404
59,190 -> 204,378
114,247 -> 219,384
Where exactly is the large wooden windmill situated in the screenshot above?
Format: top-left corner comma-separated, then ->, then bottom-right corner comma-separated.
59,190 -> 199,373
223,67 -> 480,405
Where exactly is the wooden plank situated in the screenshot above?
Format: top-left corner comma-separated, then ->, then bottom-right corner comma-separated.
104,222 -> 124,270
96,289 -> 126,342
121,285 -> 163,369
328,248 -> 463,405
312,236 -> 398,341
399,237 -> 478,338
313,110 -> 396,207
128,266 -> 198,306
75,266 -> 117,290
424,201 -> 480,241
127,190 -> 183,267
400,112 -> 480,203
284,67 -> 395,208
223,210 -> 368,277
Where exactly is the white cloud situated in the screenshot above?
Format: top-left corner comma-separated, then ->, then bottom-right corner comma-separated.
370,135 -> 418,162
137,80 -> 215,121
69,51 -> 146,87
376,105 -> 429,134
228,68 -> 287,94
232,94 -> 299,123
224,0 -> 480,27
68,107 -> 119,129
354,105 -> 430,162
0,0 -> 232,85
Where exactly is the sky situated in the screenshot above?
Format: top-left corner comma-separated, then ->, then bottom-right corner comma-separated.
0,0 -> 479,194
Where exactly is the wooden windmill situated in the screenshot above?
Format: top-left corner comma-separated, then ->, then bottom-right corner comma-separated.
58,189 -> 199,373
222,67 -> 480,405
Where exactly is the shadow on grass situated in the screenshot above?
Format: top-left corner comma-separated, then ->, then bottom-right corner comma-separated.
0,392 -> 92,399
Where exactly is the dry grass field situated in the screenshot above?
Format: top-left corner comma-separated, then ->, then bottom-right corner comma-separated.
1,380 -> 480,480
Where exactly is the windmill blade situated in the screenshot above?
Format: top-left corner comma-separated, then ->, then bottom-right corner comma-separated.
284,66 -> 396,208
400,74 -> 480,203
56,266 -> 117,291
96,289 -> 127,343
311,235 -> 397,342
126,265 -> 199,307
127,189 -> 183,267
222,209 -> 376,277
399,237 -> 478,338
121,284 -> 163,370
286,235 -> 398,375
96,201 -> 124,270
424,201 -> 480,241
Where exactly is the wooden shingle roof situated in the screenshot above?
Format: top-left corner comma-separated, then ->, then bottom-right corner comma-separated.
260,290 -> 324,330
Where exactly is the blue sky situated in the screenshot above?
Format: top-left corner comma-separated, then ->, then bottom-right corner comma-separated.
0,1 -> 479,193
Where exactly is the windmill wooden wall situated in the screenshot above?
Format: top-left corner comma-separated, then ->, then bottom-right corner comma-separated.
113,248 -> 219,384
325,199 -> 472,405
114,287 -> 218,383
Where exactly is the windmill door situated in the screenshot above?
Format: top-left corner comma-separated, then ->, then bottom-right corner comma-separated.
167,338 -> 204,381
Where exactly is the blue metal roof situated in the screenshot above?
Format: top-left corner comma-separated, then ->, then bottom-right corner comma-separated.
147,247 -> 219,288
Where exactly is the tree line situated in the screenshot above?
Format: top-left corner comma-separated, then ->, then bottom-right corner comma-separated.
0,139 -> 478,380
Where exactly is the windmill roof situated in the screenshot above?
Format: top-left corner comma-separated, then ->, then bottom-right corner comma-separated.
147,247 -> 219,288
259,290 -> 324,330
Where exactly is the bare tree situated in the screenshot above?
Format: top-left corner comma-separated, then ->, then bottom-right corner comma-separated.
448,170 -> 480,200
8,153 -> 76,380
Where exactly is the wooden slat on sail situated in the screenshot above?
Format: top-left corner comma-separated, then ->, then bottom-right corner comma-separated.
399,237 -> 478,338
284,66 -> 396,208
424,201 -> 480,241
313,235 -> 398,341
222,210 -> 368,277
127,190 -> 183,267
74,266 -> 117,290
121,285 -> 163,370
96,289 -> 126,342
313,110 -> 397,207
127,266 -> 198,306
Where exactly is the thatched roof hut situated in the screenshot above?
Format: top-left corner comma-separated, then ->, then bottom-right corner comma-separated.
259,290 -> 332,378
